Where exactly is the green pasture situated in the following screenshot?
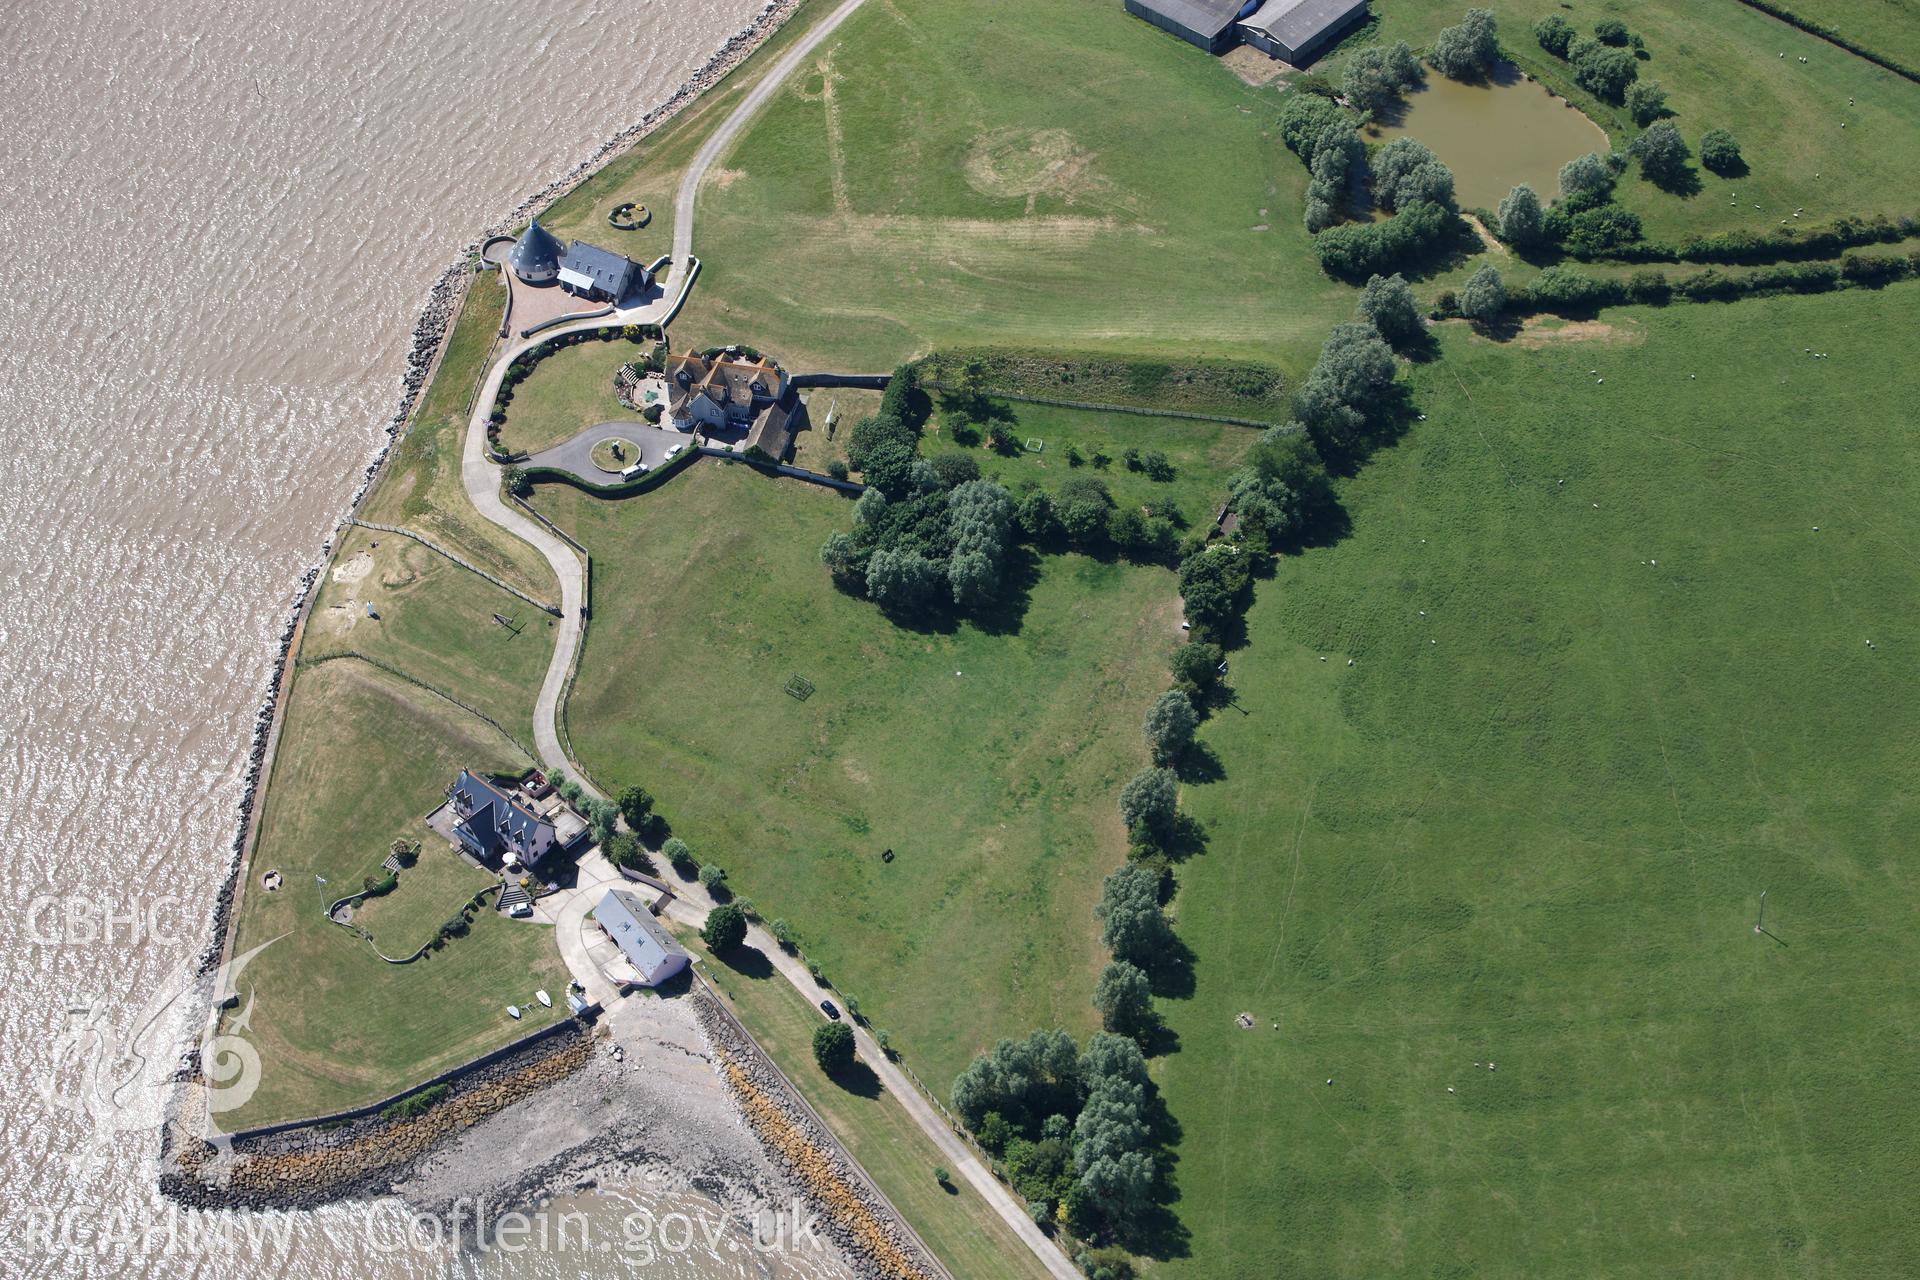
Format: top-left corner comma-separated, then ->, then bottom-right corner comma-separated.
1788,0 -> 1920,70
541,460 -> 1179,1088
1153,288 -> 1920,1278
674,0 -> 1350,372
299,525 -> 556,735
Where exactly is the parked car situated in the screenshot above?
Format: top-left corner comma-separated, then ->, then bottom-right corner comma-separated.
621,462 -> 650,480
819,999 -> 840,1020
509,902 -> 534,919
664,443 -> 684,461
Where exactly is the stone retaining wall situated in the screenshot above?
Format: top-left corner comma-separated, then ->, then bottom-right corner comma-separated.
692,985 -> 950,1280
163,1019 -> 597,1211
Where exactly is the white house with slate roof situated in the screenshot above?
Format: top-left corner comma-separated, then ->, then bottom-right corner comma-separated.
593,888 -> 689,987
447,769 -> 571,867
505,218 -> 652,304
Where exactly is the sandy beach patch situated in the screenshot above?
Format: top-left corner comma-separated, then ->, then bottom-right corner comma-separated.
331,550 -> 374,585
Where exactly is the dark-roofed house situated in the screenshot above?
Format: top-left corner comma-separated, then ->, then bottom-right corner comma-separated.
745,391 -> 808,463
667,350 -> 788,432
1123,0 -> 1252,53
447,770 -> 566,867
507,218 -> 563,285
593,888 -> 690,987
1236,0 -> 1369,63
557,240 -> 651,302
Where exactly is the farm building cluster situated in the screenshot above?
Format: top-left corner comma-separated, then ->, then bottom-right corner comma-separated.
1123,0 -> 1369,63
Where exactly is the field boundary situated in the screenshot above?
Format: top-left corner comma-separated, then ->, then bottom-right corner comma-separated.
296,651 -> 538,761
921,382 -> 1280,429
1729,0 -> 1920,83
701,448 -> 868,492
348,517 -> 562,616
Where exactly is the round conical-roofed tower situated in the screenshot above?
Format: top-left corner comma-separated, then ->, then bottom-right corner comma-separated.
507,217 -> 562,284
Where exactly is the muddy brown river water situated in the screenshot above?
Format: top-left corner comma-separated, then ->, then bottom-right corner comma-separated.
0,0 -> 851,1276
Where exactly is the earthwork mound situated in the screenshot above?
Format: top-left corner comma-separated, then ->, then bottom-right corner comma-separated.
965,128 -> 1097,203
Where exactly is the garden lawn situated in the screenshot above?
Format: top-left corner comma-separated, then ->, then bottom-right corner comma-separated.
352,841 -> 499,960
299,525 -> 557,737
497,337 -> 650,457
360,270 -> 557,600
673,0 -> 1351,373
1353,0 -> 1920,240
683,930 -> 1054,1280
541,460 -> 1179,1089
1154,288 -> 1920,1278
226,660 -> 567,1129
923,400 -> 1260,533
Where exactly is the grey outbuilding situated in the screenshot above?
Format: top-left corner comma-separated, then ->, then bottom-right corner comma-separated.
1236,0 -> 1370,64
1122,0 -> 1368,65
1122,0 -> 1251,54
557,239 -> 650,302
593,888 -> 690,988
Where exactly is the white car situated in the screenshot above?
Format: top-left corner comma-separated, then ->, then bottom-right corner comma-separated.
664,443 -> 684,461
508,902 -> 534,919
620,462 -> 650,480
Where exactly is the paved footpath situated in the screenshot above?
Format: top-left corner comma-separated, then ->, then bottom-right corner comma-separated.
457,0 -> 1082,1271
656,882 -> 1081,1280
672,0 -> 870,271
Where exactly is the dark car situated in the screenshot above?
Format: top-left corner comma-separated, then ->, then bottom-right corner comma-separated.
819,1000 -> 841,1020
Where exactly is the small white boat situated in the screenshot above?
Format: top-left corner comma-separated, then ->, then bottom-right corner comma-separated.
535,989 -> 552,1008
507,1005 -> 522,1019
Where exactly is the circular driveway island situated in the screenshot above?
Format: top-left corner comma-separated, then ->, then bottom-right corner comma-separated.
590,436 -> 642,473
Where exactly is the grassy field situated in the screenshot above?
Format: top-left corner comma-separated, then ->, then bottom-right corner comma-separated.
683,932 -> 1055,1280
1151,288 -> 1920,1277
674,0 -> 1353,373
1354,1 -> 1920,239
227,660 -> 567,1128
299,524 -> 557,734
540,460 -> 1178,1088
923,400 -> 1260,532
535,0 -> 862,257
1770,0 -> 1920,71
358,270 -> 556,600
496,338 -> 648,457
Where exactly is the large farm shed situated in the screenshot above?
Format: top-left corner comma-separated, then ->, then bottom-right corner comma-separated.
1123,0 -> 1368,64
1238,0 -> 1370,63
1123,0 -> 1250,54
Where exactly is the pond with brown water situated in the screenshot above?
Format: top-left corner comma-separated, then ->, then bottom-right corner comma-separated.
1365,62 -> 1611,209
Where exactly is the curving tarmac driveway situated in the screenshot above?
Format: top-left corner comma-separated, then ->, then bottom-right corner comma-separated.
458,1 -> 1082,1272
524,420 -> 690,482
671,0 -> 870,271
